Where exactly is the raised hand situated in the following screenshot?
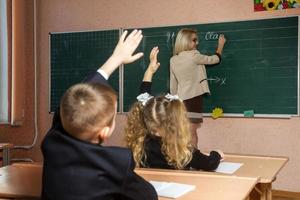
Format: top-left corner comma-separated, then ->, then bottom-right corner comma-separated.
112,30 -> 144,64
216,34 -> 226,56
218,34 -> 226,47
143,46 -> 161,82
148,46 -> 160,74
99,30 -> 144,77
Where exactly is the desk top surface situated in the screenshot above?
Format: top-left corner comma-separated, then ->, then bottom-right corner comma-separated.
138,153 -> 288,184
136,169 -> 258,200
224,154 -> 288,183
0,153 -> 287,199
0,143 -> 13,149
0,164 -> 41,199
0,163 -> 258,200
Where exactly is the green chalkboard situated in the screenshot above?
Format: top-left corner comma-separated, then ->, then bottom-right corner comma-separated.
124,27 -> 174,111
50,30 -> 119,112
50,17 -> 299,115
124,17 -> 299,115
200,17 -> 299,115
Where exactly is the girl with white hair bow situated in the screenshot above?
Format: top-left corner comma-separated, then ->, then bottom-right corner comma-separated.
125,47 -> 223,170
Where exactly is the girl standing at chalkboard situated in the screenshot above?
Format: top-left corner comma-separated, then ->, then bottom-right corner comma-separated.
170,28 -> 226,147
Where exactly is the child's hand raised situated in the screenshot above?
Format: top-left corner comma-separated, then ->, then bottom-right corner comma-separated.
99,30 -> 144,77
148,46 -> 160,74
113,30 -> 144,64
143,47 -> 161,82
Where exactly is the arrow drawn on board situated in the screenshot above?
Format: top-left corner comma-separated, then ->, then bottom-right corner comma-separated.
207,77 -> 226,85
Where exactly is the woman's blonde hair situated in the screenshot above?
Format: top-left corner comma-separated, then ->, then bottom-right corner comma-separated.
173,28 -> 197,55
125,96 -> 193,169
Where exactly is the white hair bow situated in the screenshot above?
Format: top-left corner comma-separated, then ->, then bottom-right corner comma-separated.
137,92 -> 153,106
165,93 -> 181,101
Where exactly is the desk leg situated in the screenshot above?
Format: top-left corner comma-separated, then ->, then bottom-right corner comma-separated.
249,185 -> 262,200
260,183 -> 272,200
2,148 -> 10,166
266,183 -> 272,200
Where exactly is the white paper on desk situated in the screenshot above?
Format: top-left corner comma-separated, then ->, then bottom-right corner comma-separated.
215,162 -> 243,174
150,181 -> 195,199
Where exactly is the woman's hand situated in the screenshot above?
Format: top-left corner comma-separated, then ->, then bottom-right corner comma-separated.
218,34 -> 226,47
216,34 -> 226,56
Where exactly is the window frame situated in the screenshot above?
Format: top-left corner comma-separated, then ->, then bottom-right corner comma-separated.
0,0 -> 10,124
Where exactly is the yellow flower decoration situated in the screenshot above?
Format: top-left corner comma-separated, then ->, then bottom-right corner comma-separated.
212,107 -> 223,119
288,0 -> 300,3
263,0 -> 281,10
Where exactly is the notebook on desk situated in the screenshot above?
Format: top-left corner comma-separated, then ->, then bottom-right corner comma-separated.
150,181 -> 195,198
214,162 -> 243,174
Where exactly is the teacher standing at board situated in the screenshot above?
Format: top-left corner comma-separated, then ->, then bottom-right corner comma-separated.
170,28 -> 226,147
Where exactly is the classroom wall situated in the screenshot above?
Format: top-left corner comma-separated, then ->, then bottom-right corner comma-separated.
0,0 -> 299,192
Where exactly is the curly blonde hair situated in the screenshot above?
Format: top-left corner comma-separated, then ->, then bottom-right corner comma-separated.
125,96 -> 193,169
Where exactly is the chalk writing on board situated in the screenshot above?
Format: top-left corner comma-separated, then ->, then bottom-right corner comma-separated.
166,31 -> 173,50
171,32 -> 176,47
207,76 -> 226,85
205,32 -> 219,40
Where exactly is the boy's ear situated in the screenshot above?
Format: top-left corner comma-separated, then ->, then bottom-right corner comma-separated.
98,126 -> 111,141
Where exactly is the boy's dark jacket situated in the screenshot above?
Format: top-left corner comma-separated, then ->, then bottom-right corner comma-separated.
41,72 -> 158,200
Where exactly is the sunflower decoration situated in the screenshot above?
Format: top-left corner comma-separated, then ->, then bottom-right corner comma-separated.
262,0 -> 281,10
288,0 -> 300,7
288,0 -> 300,3
255,0 -> 300,11
211,107 -> 223,119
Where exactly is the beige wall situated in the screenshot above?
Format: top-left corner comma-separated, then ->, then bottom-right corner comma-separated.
0,0 -> 299,192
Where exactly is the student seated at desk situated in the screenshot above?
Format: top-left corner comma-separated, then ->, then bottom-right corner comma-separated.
41,30 -> 158,200
125,47 -> 224,171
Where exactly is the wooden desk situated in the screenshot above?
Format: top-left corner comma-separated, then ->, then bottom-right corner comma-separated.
0,163 -> 41,199
0,143 -> 13,166
2,157 -> 282,200
224,154 -> 288,200
0,163 -> 258,200
182,153 -> 288,200
140,154 -> 288,200
136,168 -> 258,200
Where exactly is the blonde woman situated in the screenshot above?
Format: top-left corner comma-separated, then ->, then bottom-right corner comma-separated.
170,28 -> 226,147
125,47 -> 223,170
